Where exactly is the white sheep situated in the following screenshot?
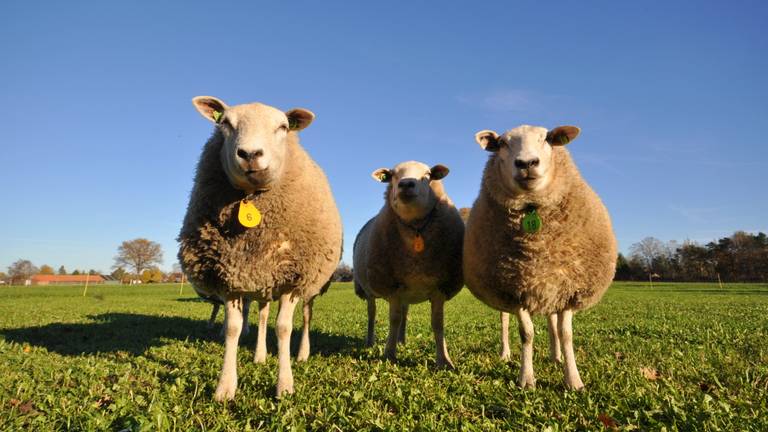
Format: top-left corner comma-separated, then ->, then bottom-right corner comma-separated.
353,161 -> 464,368
178,96 -> 342,400
463,125 -> 617,390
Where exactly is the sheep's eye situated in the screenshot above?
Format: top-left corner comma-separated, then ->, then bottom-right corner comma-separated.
277,124 -> 288,133
423,174 -> 431,181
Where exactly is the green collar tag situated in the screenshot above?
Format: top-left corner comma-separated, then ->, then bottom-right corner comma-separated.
522,208 -> 542,234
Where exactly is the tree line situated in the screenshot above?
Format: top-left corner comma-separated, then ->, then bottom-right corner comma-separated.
617,231 -> 768,282
5,232 -> 767,285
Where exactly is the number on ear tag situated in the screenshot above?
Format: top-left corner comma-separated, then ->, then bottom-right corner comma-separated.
522,209 -> 542,234
238,200 -> 262,228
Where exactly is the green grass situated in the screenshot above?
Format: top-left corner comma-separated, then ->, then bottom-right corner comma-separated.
0,282 -> 766,431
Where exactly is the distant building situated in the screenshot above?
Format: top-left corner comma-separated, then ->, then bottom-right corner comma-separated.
31,274 -> 105,285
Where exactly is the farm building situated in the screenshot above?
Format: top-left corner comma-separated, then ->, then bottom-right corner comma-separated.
31,274 -> 105,285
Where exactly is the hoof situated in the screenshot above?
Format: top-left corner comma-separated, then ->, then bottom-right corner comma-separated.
296,350 -> 309,362
214,383 -> 237,402
276,382 -> 294,398
564,379 -> 585,391
500,350 -> 511,362
253,352 -> 267,364
550,355 -> 563,364
436,358 -> 456,370
518,375 -> 536,389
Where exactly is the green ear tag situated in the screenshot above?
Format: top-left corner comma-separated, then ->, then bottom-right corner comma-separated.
560,135 -> 570,145
288,118 -> 299,130
212,110 -> 222,123
522,209 -> 542,234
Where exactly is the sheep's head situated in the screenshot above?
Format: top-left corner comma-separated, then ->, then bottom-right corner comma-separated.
371,161 -> 449,222
475,125 -> 580,193
192,96 -> 314,192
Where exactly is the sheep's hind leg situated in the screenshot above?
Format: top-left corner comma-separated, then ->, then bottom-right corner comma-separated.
241,298 -> 251,337
207,303 -> 220,329
366,296 -> 376,347
296,298 -> 314,362
214,296 -> 244,401
383,298 -> 403,362
253,302 -> 269,363
500,311 -> 511,361
515,308 -> 536,389
430,294 -> 455,370
398,304 -> 408,344
276,293 -> 300,397
547,313 -> 562,363
558,309 -> 584,390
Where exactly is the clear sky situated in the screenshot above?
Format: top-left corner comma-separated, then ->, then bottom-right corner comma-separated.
1,1 -> 766,274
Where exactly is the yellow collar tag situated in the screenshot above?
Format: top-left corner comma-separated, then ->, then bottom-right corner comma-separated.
238,200 -> 262,228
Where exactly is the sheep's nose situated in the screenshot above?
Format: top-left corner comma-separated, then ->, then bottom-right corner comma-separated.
514,158 -> 540,169
236,148 -> 264,161
398,179 -> 416,189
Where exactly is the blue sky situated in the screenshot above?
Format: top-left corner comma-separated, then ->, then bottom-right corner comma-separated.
1,1 -> 766,273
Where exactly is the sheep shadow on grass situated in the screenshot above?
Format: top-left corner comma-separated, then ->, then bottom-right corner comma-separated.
0,312 -> 364,357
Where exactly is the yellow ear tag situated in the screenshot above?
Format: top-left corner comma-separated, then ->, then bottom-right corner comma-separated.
413,234 -> 425,253
238,200 -> 262,228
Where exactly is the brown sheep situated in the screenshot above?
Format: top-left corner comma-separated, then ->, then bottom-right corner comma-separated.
463,125 -> 616,390
353,161 -> 464,368
178,96 -> 342,401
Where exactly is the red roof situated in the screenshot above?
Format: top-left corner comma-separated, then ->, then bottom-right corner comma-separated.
31,274 -> 105,282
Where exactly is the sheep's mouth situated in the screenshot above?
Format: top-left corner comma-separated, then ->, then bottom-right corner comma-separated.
398,191 -> 419,202
515,176 -> 540,189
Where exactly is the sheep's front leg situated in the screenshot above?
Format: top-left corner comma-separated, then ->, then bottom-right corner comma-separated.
515,308 -> 536,388
276,293 -> 300,397
214,296 -> 244,401
383,298 -> 403,362
366,296 -> 376,347
558,309 -> 584,390
398,304 -> 409,344
207,303 -> 220,329
253,302 -> 270,363
500,311 -> 511,361
547,313 -> 562,363
296,298 -> 314,362
430,295 -> 455,369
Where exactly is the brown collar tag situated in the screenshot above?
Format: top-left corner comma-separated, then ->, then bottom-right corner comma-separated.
413,234 -> 425,253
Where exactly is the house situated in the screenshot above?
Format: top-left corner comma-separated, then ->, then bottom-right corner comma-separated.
31,274 -> 105,285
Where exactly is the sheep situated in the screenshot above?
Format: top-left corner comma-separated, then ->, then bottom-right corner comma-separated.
463,125 -> 616,390
178,96 -> 342,401
353,161 -> 464,368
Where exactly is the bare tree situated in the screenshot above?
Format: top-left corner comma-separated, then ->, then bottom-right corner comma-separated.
7,259 -> 39,284
113,238 -> 163,278
629,237 -> 666,273
331,263 -> 353,282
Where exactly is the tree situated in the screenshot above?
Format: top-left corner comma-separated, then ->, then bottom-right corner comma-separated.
141,268 -> 164,284
57,265 -> 67,275
72,270 -> 80,275
331,263 -> 354,282
629,237 -> 667,275
7,259 -> 39,284
39,264 -> 55,275
111,267 -> 127,281
113,238 -> 163,277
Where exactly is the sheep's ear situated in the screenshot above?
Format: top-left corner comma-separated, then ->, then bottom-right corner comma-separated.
286,108 -> 315,131
430,164 -> 449,180
546,126 -> 580,146
371,168 -> 392,183
475,130 -> 501,152
192,96 -> 229,123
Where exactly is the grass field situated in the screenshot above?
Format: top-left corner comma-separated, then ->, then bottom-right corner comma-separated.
0,282 -> 766,431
